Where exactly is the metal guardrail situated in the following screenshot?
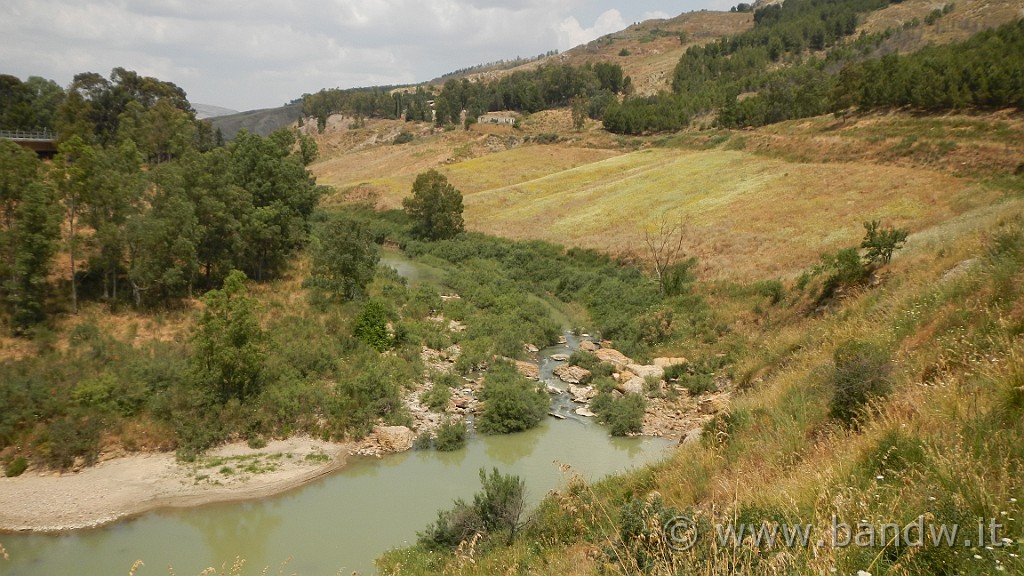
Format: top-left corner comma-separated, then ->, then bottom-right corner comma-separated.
0,129 -> 58,141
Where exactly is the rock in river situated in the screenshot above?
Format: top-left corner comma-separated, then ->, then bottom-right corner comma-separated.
375,426 -> 416,453
554,364 -> 591,385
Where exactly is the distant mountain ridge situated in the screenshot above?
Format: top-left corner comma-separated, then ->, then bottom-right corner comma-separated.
209,102 -> 303,140
193,103 -> 239,120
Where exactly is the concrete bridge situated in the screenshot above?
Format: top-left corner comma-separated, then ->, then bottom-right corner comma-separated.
0,129 -> 59,157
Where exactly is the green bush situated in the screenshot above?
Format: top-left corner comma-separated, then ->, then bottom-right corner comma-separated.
422,379 -> 452,412
419,468 -> 526,549
829,339 -> 893,425
5,456 -> 28,477
413,432 -> 433,450
601,393 -> 647,436
435,419 -> 467,451
818,247 -> 870,300
753,279 -> 786,304
394,131 -> 414,144
665,356 -> 720,395
35,412 -> 102,469
477,361 -> 549,434
353,299 -> 393,352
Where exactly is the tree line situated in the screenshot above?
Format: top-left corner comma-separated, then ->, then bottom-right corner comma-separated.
300,61 -> 628,131
0,68 -> 324,334
606,3 -> 1023,134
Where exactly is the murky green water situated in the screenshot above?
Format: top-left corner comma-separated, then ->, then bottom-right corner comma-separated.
3,254 -> 669,575
2,418 -> 670,575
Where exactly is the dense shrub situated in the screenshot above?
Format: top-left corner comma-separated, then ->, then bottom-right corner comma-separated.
419,468 -> 526,549
435,419 -> 467,451
5,457 -> 28,477
829,339 -> 893,425
422,378 -> 453,412
614,495 -> 682,571
353,299 -> 393,351
599,393 -> 647,436
477,361 -> 549,434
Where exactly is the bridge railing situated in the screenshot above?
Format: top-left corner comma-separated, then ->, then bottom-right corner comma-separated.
0,128 -> 58,141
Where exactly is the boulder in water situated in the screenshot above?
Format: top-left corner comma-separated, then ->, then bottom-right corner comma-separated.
375,426 -> 416,453
554,364 -> 591,385
568,384 -> 597,403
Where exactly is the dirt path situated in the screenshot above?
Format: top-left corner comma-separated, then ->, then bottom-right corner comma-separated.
0,436 -> 352,532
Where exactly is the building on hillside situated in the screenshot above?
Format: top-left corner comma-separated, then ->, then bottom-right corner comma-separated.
478,113 -> 517,126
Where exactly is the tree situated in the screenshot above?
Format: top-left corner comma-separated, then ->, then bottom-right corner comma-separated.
0,141 -> 62,332
230,129 -> 323,280
175,148 -> 249,288
189,270 -> 266,403
643,215 -> 693,296
861,220 -> 909,266
477,360 -> 549,434
126,181 -> 200,306
403,169 -> 465,241
79,140 -> 146,302
306,216 -> 379,301
53,136 -> 93,313
571,94 -> 589,131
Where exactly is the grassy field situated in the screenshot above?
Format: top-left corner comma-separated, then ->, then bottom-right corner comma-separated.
462,145 -> 991,281
310,111 -> 1021,283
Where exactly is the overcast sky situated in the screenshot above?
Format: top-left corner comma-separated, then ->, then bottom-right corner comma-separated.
1,1 -> 725,112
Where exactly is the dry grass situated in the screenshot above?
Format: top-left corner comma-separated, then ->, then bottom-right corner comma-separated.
463,146 -> 987,281
436,11 -> 754,97
312,109 -> 1022,285
861,0 -> 1024,47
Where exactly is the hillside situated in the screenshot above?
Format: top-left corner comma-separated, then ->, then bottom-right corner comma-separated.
308,108 -> 1022,281
210,101 -> 303,139
433,11 -> 754,96
300,5 -> 1024,572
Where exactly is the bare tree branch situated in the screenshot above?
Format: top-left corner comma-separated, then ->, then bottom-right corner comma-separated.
643,214 -> 687,295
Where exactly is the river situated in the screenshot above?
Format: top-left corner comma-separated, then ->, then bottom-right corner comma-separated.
1,252 -> 673,575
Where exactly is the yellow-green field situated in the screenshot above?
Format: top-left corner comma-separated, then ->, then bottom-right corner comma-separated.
462,147 -> 988,280
311,111 -> 1022,283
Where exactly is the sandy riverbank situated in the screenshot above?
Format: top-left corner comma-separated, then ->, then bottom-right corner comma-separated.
0,436 -> 352,532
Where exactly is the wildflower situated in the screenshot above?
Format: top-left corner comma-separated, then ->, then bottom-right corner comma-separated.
857,571 -> 872,576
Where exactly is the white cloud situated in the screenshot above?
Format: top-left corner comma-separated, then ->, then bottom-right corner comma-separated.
0,0 -> 711,111
556,9 -> 628,52
642,10 -> 672,20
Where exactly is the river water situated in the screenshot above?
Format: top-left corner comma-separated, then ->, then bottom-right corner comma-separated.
3,410 -> 670,575
1,253 -> 672,575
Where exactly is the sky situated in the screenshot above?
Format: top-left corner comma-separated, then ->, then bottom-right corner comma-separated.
0,1 -> 725,112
